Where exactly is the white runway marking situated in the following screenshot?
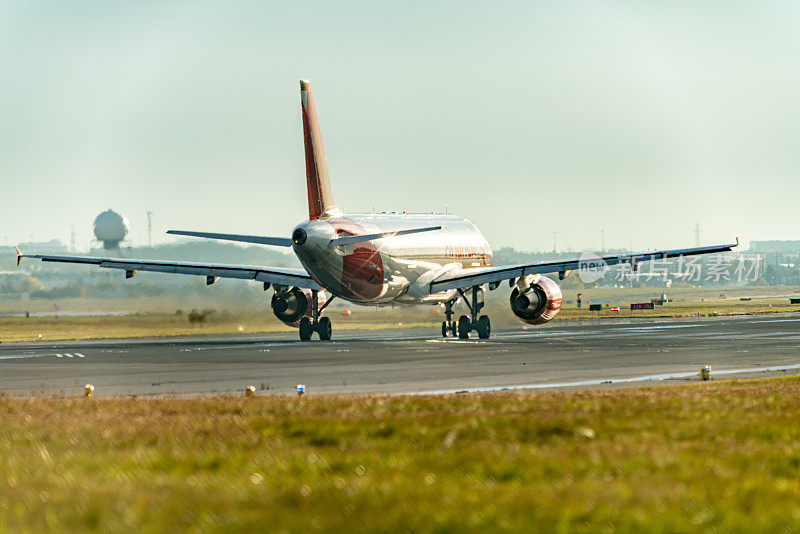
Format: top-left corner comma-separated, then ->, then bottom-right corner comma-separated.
409,363 -> 800,395
0,353 -> 85,360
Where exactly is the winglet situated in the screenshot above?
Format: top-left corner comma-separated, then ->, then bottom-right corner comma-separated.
14,245 -> 22,267
735,236 -> 739,247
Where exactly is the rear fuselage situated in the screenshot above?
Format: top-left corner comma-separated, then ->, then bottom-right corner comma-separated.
292,213 -> 492,304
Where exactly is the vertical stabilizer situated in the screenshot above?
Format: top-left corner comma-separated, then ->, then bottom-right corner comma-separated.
300,80 -> 338,219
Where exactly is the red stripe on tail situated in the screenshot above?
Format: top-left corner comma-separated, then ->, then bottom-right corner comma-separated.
300,80 -> 337,220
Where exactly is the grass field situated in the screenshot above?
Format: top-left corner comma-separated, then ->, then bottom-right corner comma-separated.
2,376 -> 800,532
2,286 -> 800,342
0,313 -> 447,343
2,300 -> 799,342
0,313 -> 292,343
558,298 -> 800,319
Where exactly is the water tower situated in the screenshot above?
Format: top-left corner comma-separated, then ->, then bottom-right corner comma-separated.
93,209 -> 129,249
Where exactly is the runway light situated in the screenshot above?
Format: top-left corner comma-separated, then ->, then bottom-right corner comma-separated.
245,385 -> 255,397
701,366 -> 711,381
84,384 -> 94,397
296,384 -> 305,397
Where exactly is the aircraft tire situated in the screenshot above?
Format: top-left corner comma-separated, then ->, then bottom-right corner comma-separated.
299,317 -> 312,341
458,315 -> 471,339
441,321 -> 448,337
477,315 -> 491,339
318,317 -> 332,341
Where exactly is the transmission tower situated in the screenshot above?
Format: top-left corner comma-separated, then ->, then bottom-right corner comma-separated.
146,211 -> 153,248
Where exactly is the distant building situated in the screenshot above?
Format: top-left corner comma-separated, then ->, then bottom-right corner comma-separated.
748,240 -> 800,254
93,209 -> 129,249
15,239 -> 68,253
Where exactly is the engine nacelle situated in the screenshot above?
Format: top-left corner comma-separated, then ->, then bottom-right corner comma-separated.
509,275 -> 562,325
271,287 -> 326,327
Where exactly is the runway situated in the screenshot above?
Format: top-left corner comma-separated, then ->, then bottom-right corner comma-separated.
1,314 -> 800,396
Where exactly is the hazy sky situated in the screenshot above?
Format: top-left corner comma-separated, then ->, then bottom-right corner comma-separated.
2,1 -> 799,253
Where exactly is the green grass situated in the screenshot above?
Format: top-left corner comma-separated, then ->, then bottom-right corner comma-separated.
3,376 -> 800,532
559,299 -> 800,319
0,313 -> 285,342
0,313 -> 443,343
2,285 -> 799,342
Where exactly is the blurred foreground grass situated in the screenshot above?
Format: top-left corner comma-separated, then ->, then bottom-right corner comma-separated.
3,376 -> 800,532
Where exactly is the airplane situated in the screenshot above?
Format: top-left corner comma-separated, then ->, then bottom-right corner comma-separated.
16,80 -> 739,341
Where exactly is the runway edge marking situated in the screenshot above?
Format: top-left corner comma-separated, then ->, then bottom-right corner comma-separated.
405,363 -> 800,395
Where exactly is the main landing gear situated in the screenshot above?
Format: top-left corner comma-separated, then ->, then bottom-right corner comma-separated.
440,286 -> 491,340
299,293 -> 334,341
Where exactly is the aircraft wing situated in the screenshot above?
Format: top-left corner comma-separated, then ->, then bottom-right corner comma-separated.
17,251 -> 322,290
429,240 -> 739,293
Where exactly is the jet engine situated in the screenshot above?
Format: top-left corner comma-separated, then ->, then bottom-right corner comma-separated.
271,287 -> 326,327
509,275 -> 562,325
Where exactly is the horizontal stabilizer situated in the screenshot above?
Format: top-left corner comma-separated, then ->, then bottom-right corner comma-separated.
167,230 -> 292,247
329,226 -> 442,246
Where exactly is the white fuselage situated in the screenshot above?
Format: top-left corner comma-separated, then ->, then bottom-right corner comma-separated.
291,213 -> 492,304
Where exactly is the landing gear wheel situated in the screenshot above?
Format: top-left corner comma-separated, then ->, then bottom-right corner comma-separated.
450,322 -> 457,337
441,321 -> 448,338
477,315 -> 491,339
299,317 -> 312,341
457,315 -> 471,339
318,316 -> 332,341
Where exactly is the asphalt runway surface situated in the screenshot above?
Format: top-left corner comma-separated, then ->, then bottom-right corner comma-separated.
2,314 -> 800,397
